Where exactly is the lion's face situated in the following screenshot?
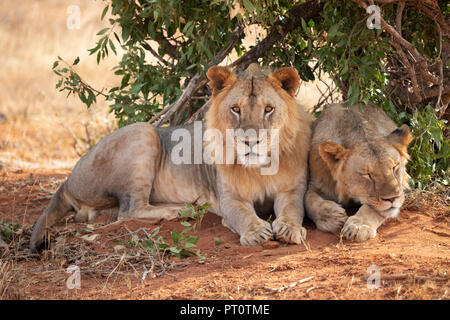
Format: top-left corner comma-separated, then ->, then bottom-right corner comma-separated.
319,125 -> 412,218
205,64 -> 302,168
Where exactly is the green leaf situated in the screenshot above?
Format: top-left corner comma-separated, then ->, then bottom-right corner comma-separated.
184,242 -> 197,249
121,74 -> 131,88
96,28 -> 110,36
73,56 -> 80,65
214,237 -> 223,245
242,0 -> 255,13
101,5 -> 109,20
301,18 -> 308,34
109,39 -> 117,55
147,22 -> 156,39
171,229 -> 180,244
180,221 -> 191,227
348,83 -> 360,105
170,247 -> 181,254
128,82 -> 146,95
185,235 -> 200,245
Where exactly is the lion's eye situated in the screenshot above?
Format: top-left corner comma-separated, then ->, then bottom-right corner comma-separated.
393,163 -> 400,174
362,173 -> 373,181
264,106 -> 274,114
231,106 -> 241,114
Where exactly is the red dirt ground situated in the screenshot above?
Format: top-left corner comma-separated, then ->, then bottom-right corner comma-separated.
0,169 -> 448,300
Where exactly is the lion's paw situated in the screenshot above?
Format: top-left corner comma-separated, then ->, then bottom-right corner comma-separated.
341,216 -> 376,242
74,207 -> 98,223
315,202 -> 348,234
240,220 -> 273,246
272,217 -> 307,244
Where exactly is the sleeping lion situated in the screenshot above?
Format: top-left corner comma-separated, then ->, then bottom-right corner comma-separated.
305,103 -> 413,242
30,64 -> 313,252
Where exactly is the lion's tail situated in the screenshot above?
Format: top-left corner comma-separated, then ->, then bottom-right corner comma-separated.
29,181 -> 73,253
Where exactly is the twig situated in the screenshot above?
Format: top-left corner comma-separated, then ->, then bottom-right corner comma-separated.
102,226 -> 159,247
0,238 -> 9,253
423,228 -> 450,238
262,276 -> 314,293
185,100 -> 212,124
31,195 -> 53,201
306,286 -> 323,294
143,41 -> 175,68
361,273 -> 449,282
389,40 -> 422,101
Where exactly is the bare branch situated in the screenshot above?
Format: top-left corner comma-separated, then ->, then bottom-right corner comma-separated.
389,40 -> 422,100
185,100 -> 212,124
396,0 -> 405,36
148,23 -> 245,126
353,0 -> 440,85
143,41 -> 175,68
230,0 -> 324,71
353,0 -> 448,108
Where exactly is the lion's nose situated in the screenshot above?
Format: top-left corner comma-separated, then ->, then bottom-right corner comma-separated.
381,196 -> 399,203
243,139 -> 261,148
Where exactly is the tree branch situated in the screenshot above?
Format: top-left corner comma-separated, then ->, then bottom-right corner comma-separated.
142,41 -> 175,68
148,23 -> 245,126
395,0 -> 405,36
353,0 -> 440,85
353,0 -> 448,107
230,0 -> 324,71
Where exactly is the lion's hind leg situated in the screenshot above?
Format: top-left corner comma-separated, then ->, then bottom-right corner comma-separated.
305,188 -> 348,234
129,204 -> 182,220
116,183 -> 181,221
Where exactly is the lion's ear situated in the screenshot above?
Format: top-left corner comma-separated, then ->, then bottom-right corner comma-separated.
206,66 -> 235,96
319,141 -> 350,171
387,124 -> 412,147
270,67 -> 300,96
387,124 -> 412,158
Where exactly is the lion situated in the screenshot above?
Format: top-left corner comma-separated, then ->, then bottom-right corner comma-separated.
30,64 -> 313,252
305,103 -> 412,242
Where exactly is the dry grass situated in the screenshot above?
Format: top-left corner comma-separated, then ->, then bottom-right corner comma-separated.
0,0 -> 119,170
405,185 -> 450,215
0,217 -> 187,300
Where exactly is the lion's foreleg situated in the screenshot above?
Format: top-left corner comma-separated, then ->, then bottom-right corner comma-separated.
341,204 -> 386,242
272,190 -> 307,244
305,187 -> 348,234
219,196 -> 272,246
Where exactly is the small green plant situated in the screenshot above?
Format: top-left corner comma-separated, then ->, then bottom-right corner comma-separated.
132,202 -> 211,259
178,202 -> 210,231
213,237 -> 223,245
0,222 -> 19,242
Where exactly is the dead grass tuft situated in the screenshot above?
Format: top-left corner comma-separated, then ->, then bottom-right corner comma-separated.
1,217 -> 188,299
404,186 -> 449,221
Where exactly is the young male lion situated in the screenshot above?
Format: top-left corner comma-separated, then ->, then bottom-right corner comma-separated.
305,104 -> 412,242
30,64 -> 312,252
